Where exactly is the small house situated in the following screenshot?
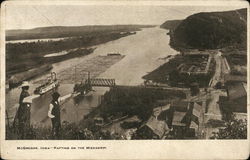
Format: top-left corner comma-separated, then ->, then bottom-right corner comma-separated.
169,101 -> 202,138
136,116 -> 169,139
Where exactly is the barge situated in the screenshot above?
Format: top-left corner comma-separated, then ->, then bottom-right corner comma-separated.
107,52 -> 121,56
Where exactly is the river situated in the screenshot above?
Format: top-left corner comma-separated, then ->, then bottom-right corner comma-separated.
5,27 -> 179,127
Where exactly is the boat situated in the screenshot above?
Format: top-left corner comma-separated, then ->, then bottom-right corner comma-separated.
73,82 -> 93,96
73,72 -> 94,96
107,52 -> 121,56
34,72 -> 59,95
8,64 -> 52,89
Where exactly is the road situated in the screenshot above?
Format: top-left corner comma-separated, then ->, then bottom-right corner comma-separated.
209,51 -> 222,87
209,51 -> 231,87
164,50 -> 228,139
220,55 -> 231,85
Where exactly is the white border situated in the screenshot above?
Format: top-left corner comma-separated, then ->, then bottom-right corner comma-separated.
1,1 -> 249,159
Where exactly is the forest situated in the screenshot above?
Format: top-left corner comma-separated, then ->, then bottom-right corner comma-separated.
161,8 -> 247,50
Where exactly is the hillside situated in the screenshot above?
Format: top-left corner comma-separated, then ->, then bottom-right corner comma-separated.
160,20 -> 182,30
163,8 -> 247,50
6,25 -> 154,41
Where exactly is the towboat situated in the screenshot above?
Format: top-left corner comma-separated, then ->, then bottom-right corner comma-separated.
73,72 -> 94,96
34,72 -> 59,95
73,82 -> 93,97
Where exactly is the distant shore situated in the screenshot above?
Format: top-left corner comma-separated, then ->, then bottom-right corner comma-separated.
6,26 -> 146,87
7,31 -> 137,77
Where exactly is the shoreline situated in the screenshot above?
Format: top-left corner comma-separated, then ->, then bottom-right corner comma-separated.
6,30 -> 139,78
143,23 -> 246,88
7,48 -> 95,88
6,30 -> 140,88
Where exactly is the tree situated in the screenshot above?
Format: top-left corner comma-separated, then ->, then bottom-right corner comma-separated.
210,115 -> 247,139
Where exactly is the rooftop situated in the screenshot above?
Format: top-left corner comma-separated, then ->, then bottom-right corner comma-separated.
224,74 -> 247,83
227,82 -> 247,100
172,111 -> 186,127
153,104 -> 171,118
172,101 -> 189,112
144,116 -> 169,138
170,102 -> 202,127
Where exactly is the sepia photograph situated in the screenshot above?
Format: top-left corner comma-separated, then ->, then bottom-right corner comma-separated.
2,1 -> 248,142
1,0 -> 249,159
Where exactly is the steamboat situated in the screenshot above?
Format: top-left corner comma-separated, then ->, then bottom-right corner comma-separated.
34,72 -> 59,95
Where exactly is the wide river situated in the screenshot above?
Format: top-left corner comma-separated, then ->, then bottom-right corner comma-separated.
6,27 -> 179,127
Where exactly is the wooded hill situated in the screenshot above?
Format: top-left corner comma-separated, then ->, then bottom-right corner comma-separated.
161,8 -> 247,50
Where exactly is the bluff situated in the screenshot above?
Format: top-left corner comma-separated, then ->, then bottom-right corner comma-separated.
162,8 -> 247,50
160,20 -> 182,30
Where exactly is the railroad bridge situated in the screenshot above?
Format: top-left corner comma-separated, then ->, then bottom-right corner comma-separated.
73,72 -> 117,94
84,78 -> 116,87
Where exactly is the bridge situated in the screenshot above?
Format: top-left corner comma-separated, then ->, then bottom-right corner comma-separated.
84,78 -> 116,87
73,71 -> 117,94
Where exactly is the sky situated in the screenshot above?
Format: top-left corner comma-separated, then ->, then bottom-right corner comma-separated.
5,4 -> 246,30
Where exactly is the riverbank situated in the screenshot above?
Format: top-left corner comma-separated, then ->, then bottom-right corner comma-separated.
143,8 -> 247,88
6,25 -> 154,41
6,29 -> 141,88
6,26 -> 144,78
143,53 -> 216,88
7,48 -> 95,88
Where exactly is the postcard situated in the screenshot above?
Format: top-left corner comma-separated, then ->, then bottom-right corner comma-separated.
1,0 -> 249,159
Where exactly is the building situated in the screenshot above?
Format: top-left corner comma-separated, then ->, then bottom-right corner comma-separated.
224,74 -> 247,86
219,82 -> 247,121
137,101 -> 202,139
136,116 -> 169,139
172,101 -> 189,112
136,103 -> 173,139
190,82 -> 200,96
168,54 -> 214,88
153,104 -> 171,119
227,82 -> 247,101
169,101 -> 202,138
177,54 -> 211,75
